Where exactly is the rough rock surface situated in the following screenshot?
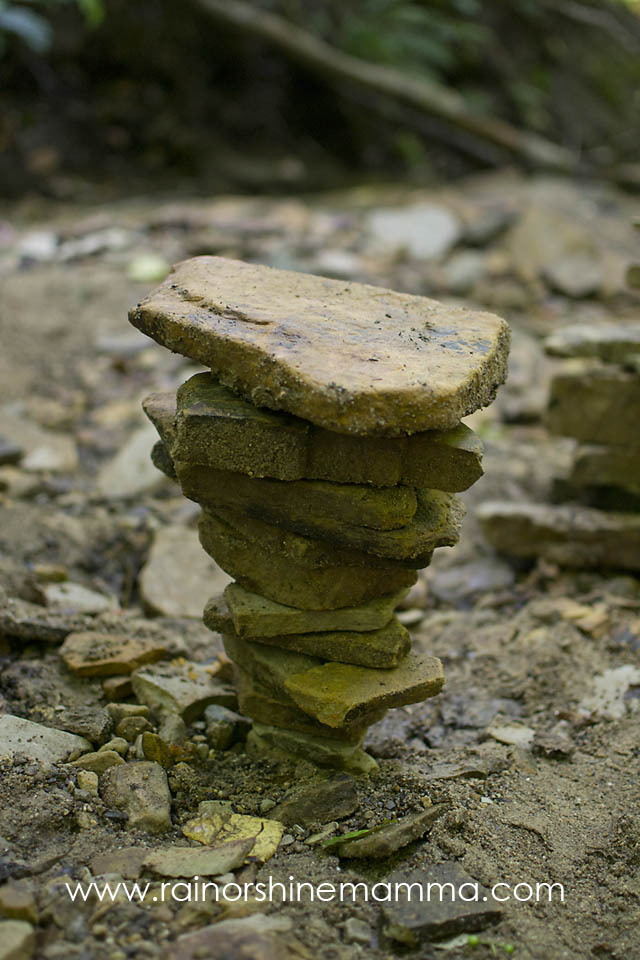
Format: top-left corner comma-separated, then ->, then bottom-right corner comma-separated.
165,374 -> 484,490
99,761 -> 172,833
130,256 -> 510,436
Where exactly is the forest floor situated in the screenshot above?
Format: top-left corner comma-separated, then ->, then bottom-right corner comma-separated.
0,171 -> 639,960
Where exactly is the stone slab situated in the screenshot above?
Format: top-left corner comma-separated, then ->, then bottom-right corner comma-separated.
139,524 -> 233,619
247,722 -> 378,774
248,617 -> 410,669
382,863 -> 502,945
285,653 -> 444,728
478,500 -> 640,572
185,468 -> 461,562
130,256 -> 509,436
176,462 -> 418,531
568,444 -> 640,492
167,374 -> 483,490
545,322 -> 640,362
131,664 -> 236,722
59,631 -> 167,676
233,667 -> 375,743
546,368 -> 640,446
224,632 -> 440,728
214,583 -> 408,638
0,715 -> 91,768
199,504 -> 417,570
199,510 -> 417,609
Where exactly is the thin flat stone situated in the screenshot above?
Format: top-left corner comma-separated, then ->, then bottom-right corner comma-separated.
224,633 -> 438,729
568,445 -> 640,491
59,631 -> 167,676
478,500 -> 640,572
382,863 -> 502,945
182,467 -> 461,561
545,322 -> 640,361
333,805 -> 448,858
546,367 -> 640,446
285,653 -> 444,728
233,666 -> 378,743
129,256 -> 510,436
216,583 -> 409,638
0,716 -> 91,768
131,664 -> 236,722
142,840 -> 252,878
167,374 -> 484,490
199,505 -> 415,569
176,463 -> 418,531
247,722 -> 378,774
247,617 -> 411,669
199,511 -> 417,610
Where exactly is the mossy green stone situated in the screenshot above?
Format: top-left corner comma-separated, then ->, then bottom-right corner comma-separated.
216,583 -> 409,638
167,373 -> 483,491
199,511 -> 417,609
249,616 -> 411,669
176,462 -> 418,531
285,653 -> 444,728
247,722 -> 378,774
233,667 -> 376,743
130,256 -> 509,436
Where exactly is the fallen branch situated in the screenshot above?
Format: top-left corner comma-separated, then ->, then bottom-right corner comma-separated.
193,0 -> 578,171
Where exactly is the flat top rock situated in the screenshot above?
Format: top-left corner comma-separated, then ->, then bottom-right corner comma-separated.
545,322 -> 640,361
130,256 -> 510,436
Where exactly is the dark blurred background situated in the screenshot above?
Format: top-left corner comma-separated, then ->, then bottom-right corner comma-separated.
2,0 -> 640,200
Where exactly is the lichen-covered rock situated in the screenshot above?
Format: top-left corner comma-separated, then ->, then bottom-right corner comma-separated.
199,510 -> 417,610
207,583 -> 408,639
130,256 -> 509,436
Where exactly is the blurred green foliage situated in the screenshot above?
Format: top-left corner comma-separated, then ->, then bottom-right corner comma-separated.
0,0 -> 103,56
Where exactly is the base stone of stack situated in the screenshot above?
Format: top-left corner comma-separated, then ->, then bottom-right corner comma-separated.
206,583 -> 410,639
199,511 -> 417,610
247,722 -> 379,775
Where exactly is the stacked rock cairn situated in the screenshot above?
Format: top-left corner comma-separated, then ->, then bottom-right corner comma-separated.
480,315 -> 640,574
132,256 -> 510,772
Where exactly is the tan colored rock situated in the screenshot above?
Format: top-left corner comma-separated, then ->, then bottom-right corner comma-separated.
130,256 -> 509,436
285,654 -> 444,728
71,750 -> 124,774
100,761 -> 172,834
182,802 -> 283,862
478,500 -> 640,572
199,510 -> 417,610
131,663 -> 236,722
568,444 -> 640,492
142,841 -> 251,878
0,886 -> 37,925
0,920 -> 35,960
59,631 -> 167,677
140,524 -> 233,619
164,374 -> 484,490
546,367 -> 640,446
